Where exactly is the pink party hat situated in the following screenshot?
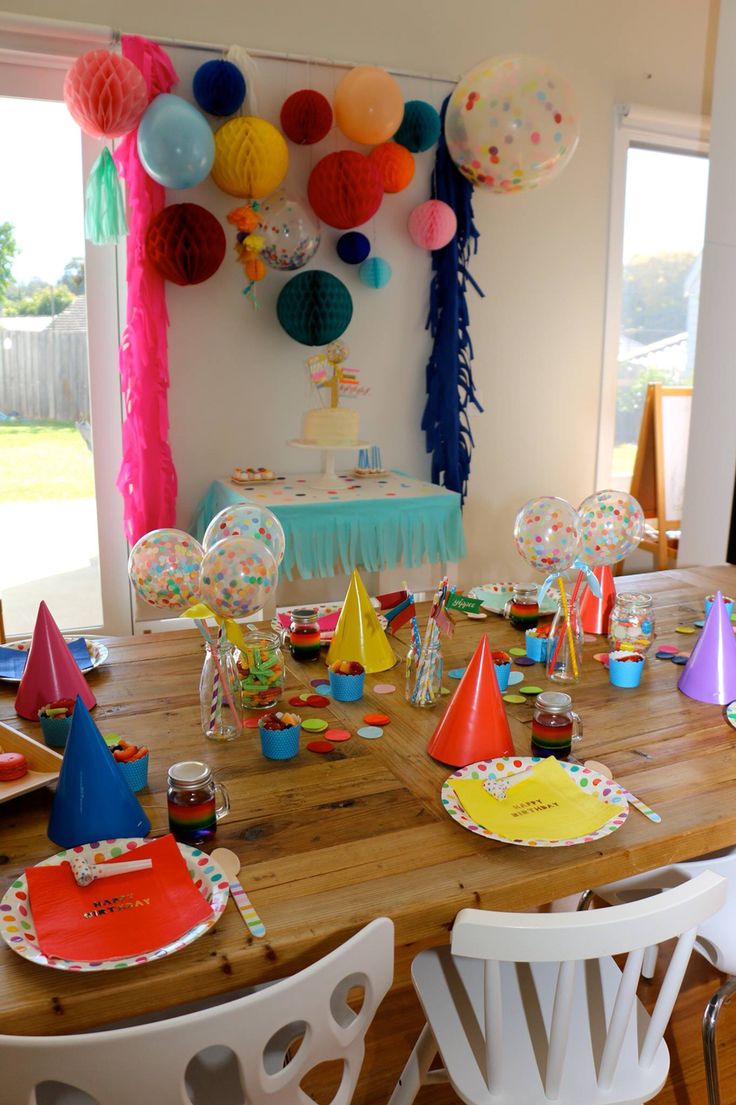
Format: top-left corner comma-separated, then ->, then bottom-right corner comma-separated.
14,601 -> 96,720
678,590 -> 736,705
579,565 -> 616,636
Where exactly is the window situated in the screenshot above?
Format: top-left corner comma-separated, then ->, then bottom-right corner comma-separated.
596,105 -> 710,491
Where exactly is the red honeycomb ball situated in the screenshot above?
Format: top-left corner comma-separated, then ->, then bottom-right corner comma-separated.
146,204 -> 226,286
280,89 -> 333,145
307,151 -> 383,229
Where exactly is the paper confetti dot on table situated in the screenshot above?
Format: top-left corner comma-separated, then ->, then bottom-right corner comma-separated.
657,644 -> 679,654
671,655 -> 689,665
448,668 -> 467,679
289,696 -> 307,707
325,728 -> 352,742
507,672 -> 524,686
514,656 -> 536,666
373,683 -> 396,694
593,653 -> 610,665
311,679 -> 328,688
519,686 -> 543,695
655,650 -> 675,660
306,694 -> 331,708
509,647 -> 527,657
441,687 -> 451,696
503,694 -> 526,704
302,718 -> 328,733
363,712 -> 390,726
298,693 -> 313,702
243,717 -> 262,728
694,619 -> 705,628
676,626 -> 696,634
357,725 -> 383,739
307,740 -> 334,754
314,684 -> 332,695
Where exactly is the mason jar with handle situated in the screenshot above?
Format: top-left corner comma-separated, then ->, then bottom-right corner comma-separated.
531,691 -> 582,759
167,761 -> 230,844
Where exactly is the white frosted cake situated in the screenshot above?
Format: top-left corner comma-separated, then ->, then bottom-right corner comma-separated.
302,406 -> 360,446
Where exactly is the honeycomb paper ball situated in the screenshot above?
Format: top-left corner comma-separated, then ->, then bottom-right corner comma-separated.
336,231 -> 371,265
212,116 -> 289,198
393,100 -> 441,152
334,65 -> 404,145
64,49 -> 148,139
408,200 -> 457,250
368,142 -> 415,193
146,204 -> 226,286
193,59 -> 246,117
308,151 -> 383,229
359,257 -> 392,289
277,270 -> 353,346
280,89 -> 333,145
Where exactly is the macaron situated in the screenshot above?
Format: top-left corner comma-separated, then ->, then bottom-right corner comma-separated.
0,751 -> 28,781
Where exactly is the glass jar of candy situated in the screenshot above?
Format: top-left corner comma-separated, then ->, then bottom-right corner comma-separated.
199,640 -> 243,741
504,583 -> 539,630
288,608 -> 322,662
167,761 -> 230,844
239,632 -> 285,710
531,692 -> 582,760
608,592 -> 655,654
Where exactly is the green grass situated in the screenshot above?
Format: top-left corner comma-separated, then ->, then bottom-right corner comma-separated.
612,442 -> 638,476
0,421 -> 95,501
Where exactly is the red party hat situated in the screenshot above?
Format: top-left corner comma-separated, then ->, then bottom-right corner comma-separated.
579,565 -> 616,635
427,635 -> 515,767
14,602 -> 96,720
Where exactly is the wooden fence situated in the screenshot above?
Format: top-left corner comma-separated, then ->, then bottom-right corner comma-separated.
0,330 -> 89,422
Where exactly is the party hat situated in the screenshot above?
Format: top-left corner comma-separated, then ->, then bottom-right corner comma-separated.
427,635 -> 515,767
579,565 -> 616,635
48,696 -> 151,848
14,601 -> 96,721
678,590 -> 736,705
327,569 -> 396,674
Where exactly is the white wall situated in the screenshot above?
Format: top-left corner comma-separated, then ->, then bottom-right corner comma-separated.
4,0 -> 719,587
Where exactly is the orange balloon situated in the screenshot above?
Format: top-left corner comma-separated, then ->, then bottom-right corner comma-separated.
334,66 -> 404,146
368,142 -> 415,192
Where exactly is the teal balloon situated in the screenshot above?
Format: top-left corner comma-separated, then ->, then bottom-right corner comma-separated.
277,270 -> 353,346
137,94 -> 215,189
359,256 -> 392,289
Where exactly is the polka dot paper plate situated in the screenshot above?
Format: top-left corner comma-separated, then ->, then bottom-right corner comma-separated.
0,637 -> 108,684
441,757 -> 629,848
469,584 -> 559,616
0,838 -> 229,972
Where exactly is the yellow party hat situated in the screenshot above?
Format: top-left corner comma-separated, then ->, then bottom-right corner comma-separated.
327,569 -> 396,673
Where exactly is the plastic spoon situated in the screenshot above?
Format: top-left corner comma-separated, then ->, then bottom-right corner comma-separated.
210,848 -> 266,938
583,759 -> 661,824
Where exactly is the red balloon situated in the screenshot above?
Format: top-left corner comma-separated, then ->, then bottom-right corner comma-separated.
307,151 -> 383,229
146,204 -> 227,286
64,49 -> 148,139
280,90 -> 333,145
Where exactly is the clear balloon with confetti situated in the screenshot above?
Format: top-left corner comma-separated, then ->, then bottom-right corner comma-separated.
199,536 -> 278,619
203,503 -> 285,565
513,496 -> 581,573
577,490 -> 645,567
128,528 -> 204,610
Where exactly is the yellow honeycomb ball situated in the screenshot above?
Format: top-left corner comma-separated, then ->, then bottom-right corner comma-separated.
212,116 -> 289,198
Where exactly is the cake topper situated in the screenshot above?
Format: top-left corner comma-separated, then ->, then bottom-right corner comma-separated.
306,341 -> 369,408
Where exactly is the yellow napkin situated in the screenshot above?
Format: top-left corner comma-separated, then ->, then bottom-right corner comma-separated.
451,758 -> 615,842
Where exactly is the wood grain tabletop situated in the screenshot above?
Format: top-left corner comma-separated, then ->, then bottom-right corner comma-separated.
2,564 -> 736,1037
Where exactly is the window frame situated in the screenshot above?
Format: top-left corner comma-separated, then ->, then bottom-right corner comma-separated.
0,21 -> 133,637
595,103 -> 710,493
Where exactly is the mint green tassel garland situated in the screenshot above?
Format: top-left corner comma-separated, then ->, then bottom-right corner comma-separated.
85,148 -> 128,245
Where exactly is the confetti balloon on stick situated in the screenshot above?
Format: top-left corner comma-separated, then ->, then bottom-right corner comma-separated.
202,504 -> 286,566
128,529 -> 204,610
513,496 -> 581,573
199,536 -> 278,619
577,490 -> 645,567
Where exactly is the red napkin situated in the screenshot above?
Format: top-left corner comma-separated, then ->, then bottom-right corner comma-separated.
26,834 -> 214,962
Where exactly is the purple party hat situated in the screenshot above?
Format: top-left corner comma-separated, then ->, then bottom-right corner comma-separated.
678,590 -> 736,705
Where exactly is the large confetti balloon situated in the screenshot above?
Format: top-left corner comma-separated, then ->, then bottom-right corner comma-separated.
513,496 -> 581,573
128,529 -> 204,610
256,191 -> 321,271
199,536 -> 278,619
202,504 -> 286,565
577,490 -> 645,567
444,54 -> 579,193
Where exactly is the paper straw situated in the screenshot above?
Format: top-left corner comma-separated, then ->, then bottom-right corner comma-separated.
557,576 -> 579,680
193,619 -> 243,730
209,624 -> 223,733
549,569 -> 584,673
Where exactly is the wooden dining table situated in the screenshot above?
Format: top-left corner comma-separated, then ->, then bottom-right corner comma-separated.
2,563 -> 736,1048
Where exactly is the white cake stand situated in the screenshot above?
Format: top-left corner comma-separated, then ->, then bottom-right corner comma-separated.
287,439 -> 371,490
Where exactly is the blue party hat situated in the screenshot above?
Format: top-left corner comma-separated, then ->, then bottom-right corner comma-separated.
48,696 -> 151,848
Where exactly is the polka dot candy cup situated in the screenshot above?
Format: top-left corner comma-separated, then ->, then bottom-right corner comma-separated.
513,496 -> 581,573
0,839 -> 229,972
577,491 -> 645,568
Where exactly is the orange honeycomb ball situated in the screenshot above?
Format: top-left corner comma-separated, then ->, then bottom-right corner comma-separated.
367,141 -> 415,193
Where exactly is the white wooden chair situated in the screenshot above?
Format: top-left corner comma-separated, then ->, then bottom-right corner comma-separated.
389,873 -> 725,1105
591,846 -> 736,1105
0,916 -> 394,1105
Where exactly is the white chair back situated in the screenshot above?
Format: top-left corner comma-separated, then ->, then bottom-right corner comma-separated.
451,871 -> 726,1098
0,917 -> 394,1105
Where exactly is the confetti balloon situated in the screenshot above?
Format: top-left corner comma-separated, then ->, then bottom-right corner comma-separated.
513,496 -> 581,573
255,191 -> 321,271
128,529 -> 204,610
444,54 -> 579,192
577,491 -> 645,567
199,536 -> 278,619
202,504 -> 286,565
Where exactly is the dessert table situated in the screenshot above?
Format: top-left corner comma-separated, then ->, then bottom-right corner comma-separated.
2,564 -> 736,1042
190,471 -> 466,580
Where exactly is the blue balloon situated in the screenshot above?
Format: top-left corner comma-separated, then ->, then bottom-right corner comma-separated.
137,94 -> 215,189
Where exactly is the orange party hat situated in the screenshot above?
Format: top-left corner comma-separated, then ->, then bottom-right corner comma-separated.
427,635 -> 515,767
327,569 -> 396,674
15,601 -> 96,721
579,565 -> 616,635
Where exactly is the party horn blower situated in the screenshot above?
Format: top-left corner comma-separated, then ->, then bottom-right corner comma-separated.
579,565 -> 616,635
15,601 -> 96,720
678,590 -> 736,705
427,635 -> 514,767
327,569 -> 396,673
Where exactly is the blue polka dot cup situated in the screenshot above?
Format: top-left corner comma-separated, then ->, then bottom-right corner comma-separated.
117,753 -> 149,793
525,628 -> 548,663
259,721 -> 301,760
329,669 -> 365,702
492,652 -> 511,692
609,650 -> 645,689
705,594 -> 734,619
